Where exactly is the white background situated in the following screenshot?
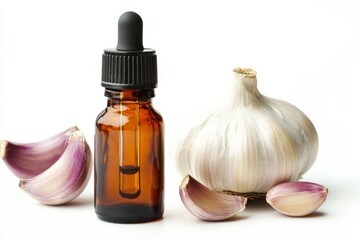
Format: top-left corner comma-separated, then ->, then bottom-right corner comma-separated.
0,0 -> 359,239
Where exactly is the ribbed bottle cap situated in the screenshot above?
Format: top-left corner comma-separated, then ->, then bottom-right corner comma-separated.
101,11 -> 157,90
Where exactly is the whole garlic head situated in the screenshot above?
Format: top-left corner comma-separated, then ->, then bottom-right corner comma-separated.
176,68 -> 318,194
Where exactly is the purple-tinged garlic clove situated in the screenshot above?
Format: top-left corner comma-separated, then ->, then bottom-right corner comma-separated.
1,127 -> 92,205
0,126 -> 79,179
266,181 -> 328,217
179,175 -> 247,221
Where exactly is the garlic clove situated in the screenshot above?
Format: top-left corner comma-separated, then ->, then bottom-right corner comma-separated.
179,175 -> 247,221
266,181 -> 328,217
0,126 -> 79,179
1,127 -> 92,205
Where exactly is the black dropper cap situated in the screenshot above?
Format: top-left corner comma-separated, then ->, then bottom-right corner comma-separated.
101,11 -> 157,90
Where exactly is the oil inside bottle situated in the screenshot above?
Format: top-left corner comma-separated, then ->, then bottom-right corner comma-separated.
95,94 -> 164,223
119,165 -> 140,198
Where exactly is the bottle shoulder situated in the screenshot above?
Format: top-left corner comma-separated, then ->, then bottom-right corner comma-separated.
95,108 -> 107,123
148,106 -> 163,124
95,102 -> 163,128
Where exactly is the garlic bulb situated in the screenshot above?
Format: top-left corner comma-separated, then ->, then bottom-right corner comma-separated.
176,68 -> 318,194
0,126 -> 92,205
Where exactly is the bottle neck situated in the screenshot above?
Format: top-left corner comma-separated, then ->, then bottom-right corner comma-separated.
105,89 -> 154,105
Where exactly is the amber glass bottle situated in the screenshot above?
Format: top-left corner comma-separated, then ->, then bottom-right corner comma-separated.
95,11 -> 164,223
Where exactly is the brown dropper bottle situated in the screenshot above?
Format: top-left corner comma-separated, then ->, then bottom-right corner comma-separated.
95,11 -> 164,223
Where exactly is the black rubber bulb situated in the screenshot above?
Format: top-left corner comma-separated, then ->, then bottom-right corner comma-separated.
116,11 -> 144,51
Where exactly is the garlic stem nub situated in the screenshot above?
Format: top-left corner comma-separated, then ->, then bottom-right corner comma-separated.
179,175 -> 247,221
233,67 -> 257,78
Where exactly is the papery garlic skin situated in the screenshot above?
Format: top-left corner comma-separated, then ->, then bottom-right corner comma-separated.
176,68 -> 318,194
266,181 -> 328,216
1,127 -> 92,205
179,175 -> 247,221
